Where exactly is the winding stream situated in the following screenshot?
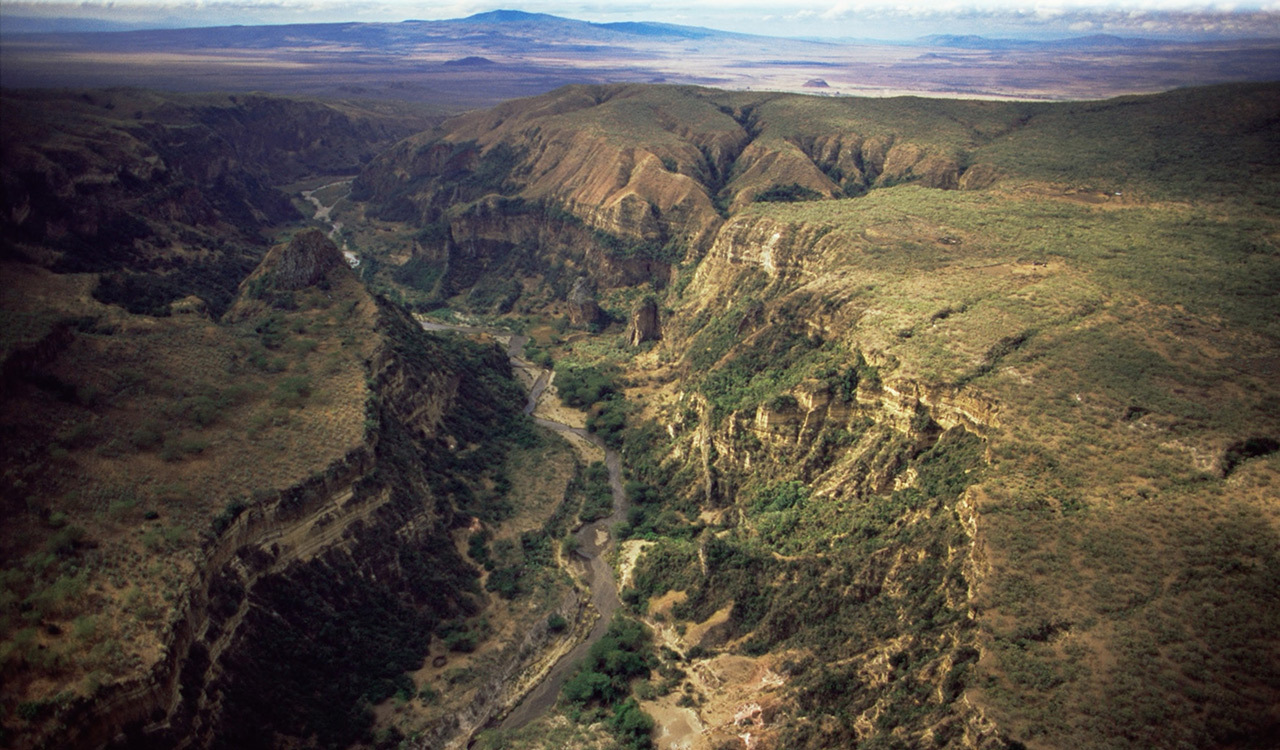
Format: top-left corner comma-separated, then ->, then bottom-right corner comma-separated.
418,320 -> 629,733
301,179 -> 359,268
304,185 -> 627,735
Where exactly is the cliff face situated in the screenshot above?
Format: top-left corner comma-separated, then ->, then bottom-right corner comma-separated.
623,171 -> 1280,748
0,206 -> 548,750
694,213 -> 838,282
352,84 -> 1000,309
630,373 -> 992,748
23,296 -> 529,750
7,82 -> 1280,750
0,90 -> 430,317
441,199 -> 672,295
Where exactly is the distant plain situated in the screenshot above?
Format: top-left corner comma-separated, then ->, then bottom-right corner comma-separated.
3,14 -> 1280,109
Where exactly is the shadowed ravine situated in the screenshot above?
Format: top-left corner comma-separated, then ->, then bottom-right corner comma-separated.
418,320 -> 629,737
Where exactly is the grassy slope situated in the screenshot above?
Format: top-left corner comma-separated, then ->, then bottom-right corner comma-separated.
0,90 -> 512,746
470,83 -> 1280,748
732,181 -> 1280,745
665,84 -> 1278,748
0,253 -> 377,735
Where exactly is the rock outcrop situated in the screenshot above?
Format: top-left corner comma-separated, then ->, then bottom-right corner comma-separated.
272,229 -> 345,290
567,276 -> 603,328
224,230 -> 350,322
21,299 -> 531,750
627,295 -> 662,346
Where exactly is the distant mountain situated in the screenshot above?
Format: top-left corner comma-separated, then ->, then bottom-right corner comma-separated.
4,11 -> 1277,105
457,9 -> 563,24
1,10 -> 751,47
443,56 -> 497,67
2,13 -> 748,51
600,21 -> 722,40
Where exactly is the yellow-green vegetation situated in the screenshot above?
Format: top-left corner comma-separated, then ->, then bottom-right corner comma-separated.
0,253 -> 375,731
602,182 -> 1276,747
733,186 -> 1278,482
373,82 -> 1278,748
607,104 -> 1275,750
5,78 -> 1279,750
377,432 -> 582,745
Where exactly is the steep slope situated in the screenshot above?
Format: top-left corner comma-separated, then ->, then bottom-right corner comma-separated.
0,93 -> 566,749
619,184 -> 1280,749
0,89 -> 437,316
351,83 -> 1280,750
4,81 -> 1278,750
351,82 -> 1279,319
0,225 -> 560,748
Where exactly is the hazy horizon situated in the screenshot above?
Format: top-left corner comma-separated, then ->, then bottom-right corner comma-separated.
4,1 -> 1280,41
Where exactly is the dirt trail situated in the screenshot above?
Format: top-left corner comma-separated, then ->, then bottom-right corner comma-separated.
417,318 -> 629,734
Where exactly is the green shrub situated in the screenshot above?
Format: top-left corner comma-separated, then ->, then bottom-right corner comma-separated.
562,616 -> 655,708
587,399 -> 629,448
485,567 -> 523,599
755,183 -> 821,203
610,698 -> 655,749
130,421 -> 164,450
45,525 -> 86,557
273,376 -> 313,408
751,481 -> 809,514
554,362 -> 618,407
160,434 -> 208,462
578,461 -> 614,522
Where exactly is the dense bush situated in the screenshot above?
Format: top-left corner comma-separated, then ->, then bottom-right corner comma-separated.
587,399 -> 629,448
562,616 -> 655,716
578,461 -> 614,523
390,255 -> 444,294
754,183 -> 822,203
555,361 -> 631,446
554,362 -> 618,407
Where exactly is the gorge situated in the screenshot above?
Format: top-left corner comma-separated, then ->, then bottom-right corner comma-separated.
1,80 -> 1278,750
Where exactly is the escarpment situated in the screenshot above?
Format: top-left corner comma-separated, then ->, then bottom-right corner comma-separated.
0,219 -> 546,748
351,84 -> 1023,309
601,201 -> 1013,746
605,84 -> 1280,743
631,373 -> 995,748
7,82 -> 1280,750
27,298 -> 534,750
0,89 -> 431,318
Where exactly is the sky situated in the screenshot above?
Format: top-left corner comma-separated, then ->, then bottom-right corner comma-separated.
3,0 -> 1279,40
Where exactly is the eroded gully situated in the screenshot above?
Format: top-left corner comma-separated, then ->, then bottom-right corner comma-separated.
418,321 -> 629,734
